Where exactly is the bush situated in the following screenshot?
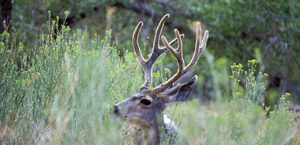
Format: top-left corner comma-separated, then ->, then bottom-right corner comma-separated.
0,23 -> 142,144
170,61 -> 297,145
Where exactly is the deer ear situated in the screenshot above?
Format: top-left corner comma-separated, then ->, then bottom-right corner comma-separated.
164,76 -> 197,103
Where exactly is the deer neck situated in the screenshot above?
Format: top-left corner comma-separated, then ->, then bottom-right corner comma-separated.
145,111 -> 165,145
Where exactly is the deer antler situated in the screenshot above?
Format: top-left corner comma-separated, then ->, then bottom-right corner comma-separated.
153,22 -> 209,93
133,14 -> 184,91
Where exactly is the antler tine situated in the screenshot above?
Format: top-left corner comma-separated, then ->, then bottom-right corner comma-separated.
153,29 -> 185,93
133,14 -> 183,91
152,14 -> 169,51
147,14 -> 172,66
161,34 -> 184,49
162,29 -> 184,71
151,14 -> 185,54
185,22 -> 209,71
132,21 -> 152,90
132,20 -> 183,65
133,21 -> 146,65
153,22 -> 209,93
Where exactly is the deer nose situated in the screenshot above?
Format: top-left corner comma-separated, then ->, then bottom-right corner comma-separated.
113,105 -> 120,114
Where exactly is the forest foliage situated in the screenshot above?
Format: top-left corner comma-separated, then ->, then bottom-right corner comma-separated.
10,0 -> 300,102
0,0 -> 300,144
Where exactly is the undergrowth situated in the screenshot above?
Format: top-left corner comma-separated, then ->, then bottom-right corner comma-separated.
0,20 -> 298,145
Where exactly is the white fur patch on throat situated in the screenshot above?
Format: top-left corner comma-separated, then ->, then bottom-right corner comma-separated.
163,114 -> 177,130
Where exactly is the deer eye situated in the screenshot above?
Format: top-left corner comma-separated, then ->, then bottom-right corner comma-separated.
140,98 -> 152,106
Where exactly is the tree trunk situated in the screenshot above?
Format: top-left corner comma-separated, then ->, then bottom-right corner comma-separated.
0,0 -> 12,33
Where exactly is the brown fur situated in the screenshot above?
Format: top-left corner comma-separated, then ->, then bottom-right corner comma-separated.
113,14 -> 209,145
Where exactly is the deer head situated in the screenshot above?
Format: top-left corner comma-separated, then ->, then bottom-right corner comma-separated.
113,14 -> 209,144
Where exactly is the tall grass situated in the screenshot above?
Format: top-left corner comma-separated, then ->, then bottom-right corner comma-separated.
171,61 -> 297,145
0,22 -> 142,144
0,21 -> 298,145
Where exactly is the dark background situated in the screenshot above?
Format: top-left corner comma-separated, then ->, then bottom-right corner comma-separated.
1,0 -> 300,104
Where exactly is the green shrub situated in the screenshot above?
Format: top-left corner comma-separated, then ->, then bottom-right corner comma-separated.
168,61 -> 297,145
0,23 -> 142,144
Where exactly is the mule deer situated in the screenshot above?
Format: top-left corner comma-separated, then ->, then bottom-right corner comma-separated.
113,14 -> 209,145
